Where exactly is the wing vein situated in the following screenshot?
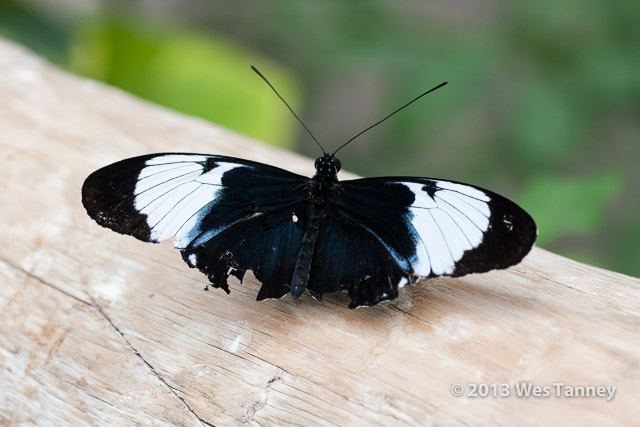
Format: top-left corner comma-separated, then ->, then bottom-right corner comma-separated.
432,199 -> 474,248
137,164 -> 200,182
149,183 -> 204,231
428,209 -> 456,264
135,170 -> 207,197
441,191 -> 490,219
434,194 -> 484,233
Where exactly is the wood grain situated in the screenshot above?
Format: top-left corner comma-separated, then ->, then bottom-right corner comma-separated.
1,38 -> 638,426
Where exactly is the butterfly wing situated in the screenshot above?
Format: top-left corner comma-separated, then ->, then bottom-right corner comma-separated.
179,207 -> 308,299
306,176 -> 537,307
83,154 -> 537,308
82,153 -> 310,296
305,206 -> 409,308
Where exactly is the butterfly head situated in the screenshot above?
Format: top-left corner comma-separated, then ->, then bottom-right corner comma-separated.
315,154 -> 341,176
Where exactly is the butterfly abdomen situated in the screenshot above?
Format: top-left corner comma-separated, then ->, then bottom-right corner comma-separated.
290,202 -> 325,298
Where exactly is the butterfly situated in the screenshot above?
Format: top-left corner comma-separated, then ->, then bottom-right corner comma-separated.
82,67 -> 537,308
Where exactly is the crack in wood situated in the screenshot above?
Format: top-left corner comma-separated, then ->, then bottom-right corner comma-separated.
91,300 -> 215,427
0,256 -> 213,426
389,304 -> 434,327
0,256 -> 92,307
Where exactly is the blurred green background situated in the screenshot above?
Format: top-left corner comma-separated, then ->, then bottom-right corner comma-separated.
1,0 -> 638,277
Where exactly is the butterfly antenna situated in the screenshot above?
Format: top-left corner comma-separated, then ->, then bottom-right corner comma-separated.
251,66 -> 327,155
332,81 -> 448,156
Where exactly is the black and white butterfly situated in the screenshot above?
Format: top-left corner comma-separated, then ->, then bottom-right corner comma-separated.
82,67 -> 536,308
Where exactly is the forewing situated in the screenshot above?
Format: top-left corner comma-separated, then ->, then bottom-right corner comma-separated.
334,177 -> 537,282
82,153 -> 308,249
82,152 -> 311,298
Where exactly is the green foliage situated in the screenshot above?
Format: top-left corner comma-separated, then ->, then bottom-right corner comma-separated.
508,83 -> 585,168
68,19 -> 299,149
0,0 -> 70,65
614,216 -> 640,278
520,170 -> 623,247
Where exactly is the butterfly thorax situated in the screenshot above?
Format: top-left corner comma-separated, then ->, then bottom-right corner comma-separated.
311,154 -> 341,197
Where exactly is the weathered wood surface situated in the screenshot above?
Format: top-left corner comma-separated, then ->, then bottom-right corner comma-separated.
1,38 -> 639,426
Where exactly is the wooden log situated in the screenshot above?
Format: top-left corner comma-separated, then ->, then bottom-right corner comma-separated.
1,38 -> 638,426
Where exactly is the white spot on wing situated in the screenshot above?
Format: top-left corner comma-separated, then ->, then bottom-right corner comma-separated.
409,207 -> 455,275
404,181 -> 491,277
143,181 -> 200,239
435,191 -> 489,231
133,155 -> 244,246
434,194 -> 484,245
188,254 -> 197,266
134,170 -> 202,208
135,164 -> 202,194
430,209 -> 467,260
